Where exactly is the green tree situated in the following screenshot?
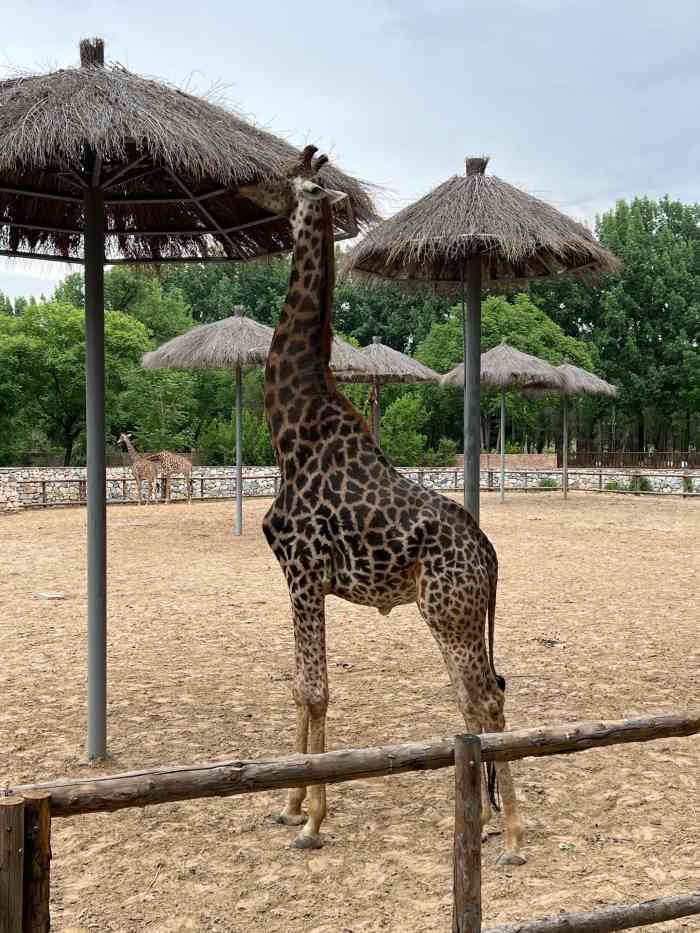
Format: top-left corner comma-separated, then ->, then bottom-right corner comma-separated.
380,393 -> 429,466
0,290 -> 14,315
415,294 -> 594,451
0,301 -> 151,464
594,197 -> 700,449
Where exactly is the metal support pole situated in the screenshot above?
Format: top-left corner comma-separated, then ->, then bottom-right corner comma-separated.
453,735 -> 482,933
562,398 -> 568,500
234,364 -> 243,536
500,389 -> 506,503
372,381 -> 381,445
84,180 -> 107,760
371,338 -> 381,445
462,257 -> 482,523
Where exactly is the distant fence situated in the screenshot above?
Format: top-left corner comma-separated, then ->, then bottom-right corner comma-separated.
561,449 -> 699,470
6,464 -> 698,510
3,712 -> 700,932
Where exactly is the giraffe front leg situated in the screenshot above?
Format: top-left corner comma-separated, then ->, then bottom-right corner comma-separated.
284,581 -> 329,850
274,700 -> 309,826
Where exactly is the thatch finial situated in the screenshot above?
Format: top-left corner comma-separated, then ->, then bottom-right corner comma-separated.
465,156 -> 489,176
80,38 -> 105,68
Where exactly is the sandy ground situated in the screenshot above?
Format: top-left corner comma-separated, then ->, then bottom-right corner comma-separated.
1,492 -> 699,933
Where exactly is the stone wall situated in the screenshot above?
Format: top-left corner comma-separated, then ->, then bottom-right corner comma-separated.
1,463 -> 697,512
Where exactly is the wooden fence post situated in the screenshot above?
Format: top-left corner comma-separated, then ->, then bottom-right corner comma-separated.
21,792 -> 51,933
0,796 -> 24,933
453,735 -> 482,933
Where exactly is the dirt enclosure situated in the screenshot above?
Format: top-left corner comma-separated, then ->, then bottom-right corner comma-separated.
1,493 -> 699,933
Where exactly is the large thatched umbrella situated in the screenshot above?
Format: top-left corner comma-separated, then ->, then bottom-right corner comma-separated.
557,364 -> 618,499
143,315 -> 379,534
336,336 -> 441,442
442,342 -> 566,502
344,156 -> 619,523
142,309 -> 272,535
0,37 -> 375,759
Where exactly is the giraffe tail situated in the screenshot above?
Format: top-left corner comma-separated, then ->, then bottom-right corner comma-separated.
486,566 -> 504,812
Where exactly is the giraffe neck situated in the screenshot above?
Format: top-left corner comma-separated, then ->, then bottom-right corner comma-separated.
123,437 -> 139,464
265,197 -> 336,454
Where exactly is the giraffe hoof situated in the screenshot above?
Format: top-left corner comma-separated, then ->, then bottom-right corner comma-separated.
291,832 -> 323,850
496,851 -> 527,867
274,812 -> 307,827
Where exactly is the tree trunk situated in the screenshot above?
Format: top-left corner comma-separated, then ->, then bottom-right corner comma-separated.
63,432 -> 77,467
637,414 -> 645,452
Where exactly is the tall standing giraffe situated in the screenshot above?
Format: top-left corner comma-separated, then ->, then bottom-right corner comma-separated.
118,433 -> 158,505
238,147 -> 524,863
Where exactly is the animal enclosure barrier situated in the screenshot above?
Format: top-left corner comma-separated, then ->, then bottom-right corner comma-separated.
2,713 -> 700,932
12,466 -> 699,510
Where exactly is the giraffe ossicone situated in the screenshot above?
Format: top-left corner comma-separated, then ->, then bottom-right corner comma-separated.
239,146 -> 525,862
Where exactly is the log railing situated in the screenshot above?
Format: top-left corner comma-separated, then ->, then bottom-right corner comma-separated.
2,711 -> 700,932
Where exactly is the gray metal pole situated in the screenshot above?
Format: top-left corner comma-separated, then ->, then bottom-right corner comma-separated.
235,364 -> 243,536
463,257 -> 482,523
500,389 -> 506,503
562,398 -> 569,500
371,338 -> 381,445
84,181 -> 107,760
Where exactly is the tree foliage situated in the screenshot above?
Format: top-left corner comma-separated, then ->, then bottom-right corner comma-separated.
1,194 -> 698,467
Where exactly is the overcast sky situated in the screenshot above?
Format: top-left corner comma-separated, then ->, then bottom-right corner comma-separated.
2,0 -> 699,299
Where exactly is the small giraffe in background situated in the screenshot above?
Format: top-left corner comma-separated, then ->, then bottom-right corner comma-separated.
118,433 -> 158,505
145,449 -> 193,504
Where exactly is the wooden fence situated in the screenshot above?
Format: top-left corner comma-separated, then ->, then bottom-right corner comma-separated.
2,712 -> 699,932
14,466 -> 699,509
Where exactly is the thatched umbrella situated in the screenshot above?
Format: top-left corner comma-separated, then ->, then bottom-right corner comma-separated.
0,37 -> 376,760
142,309 -> 272,535
336,336 -> 441,442
442,342 -> 567,501
557,364 -> 618,499
143,316 -> 379,534
344,155 -> 619,523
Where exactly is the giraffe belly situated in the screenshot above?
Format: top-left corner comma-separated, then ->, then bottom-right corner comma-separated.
328,571 -> 417,615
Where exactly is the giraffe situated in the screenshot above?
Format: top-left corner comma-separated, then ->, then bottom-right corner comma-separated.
144,450 -> 193,504
238,146 -> 525,863
118,433 -> 158,505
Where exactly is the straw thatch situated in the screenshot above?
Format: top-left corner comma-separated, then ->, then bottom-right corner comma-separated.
336,337 -> 441,385
441,342 -> 567,391
343,156 -> 619,289
0,39 -> 377,264
142,312 -> 380,378
141,310 -> 273,370
557,363 -> 618,398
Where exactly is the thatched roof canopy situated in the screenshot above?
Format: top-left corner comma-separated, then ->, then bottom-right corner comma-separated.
0,38 -> 377,265
337,336 -> 442,385
441,342 -> 567,391
142,309 -> 272,370
344,156 -> 619,289
142,311 -> 380,378
558,363 -> 618,398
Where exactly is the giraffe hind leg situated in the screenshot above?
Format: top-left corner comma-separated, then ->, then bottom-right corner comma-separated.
416,563 -> 525,865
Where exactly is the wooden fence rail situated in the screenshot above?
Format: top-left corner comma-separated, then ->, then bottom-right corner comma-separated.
482,892 -> 700,933
6,713 -> 700,818
4,711 -> 700,932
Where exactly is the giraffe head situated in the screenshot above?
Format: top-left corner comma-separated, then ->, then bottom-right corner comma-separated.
238,145 -> 347,234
